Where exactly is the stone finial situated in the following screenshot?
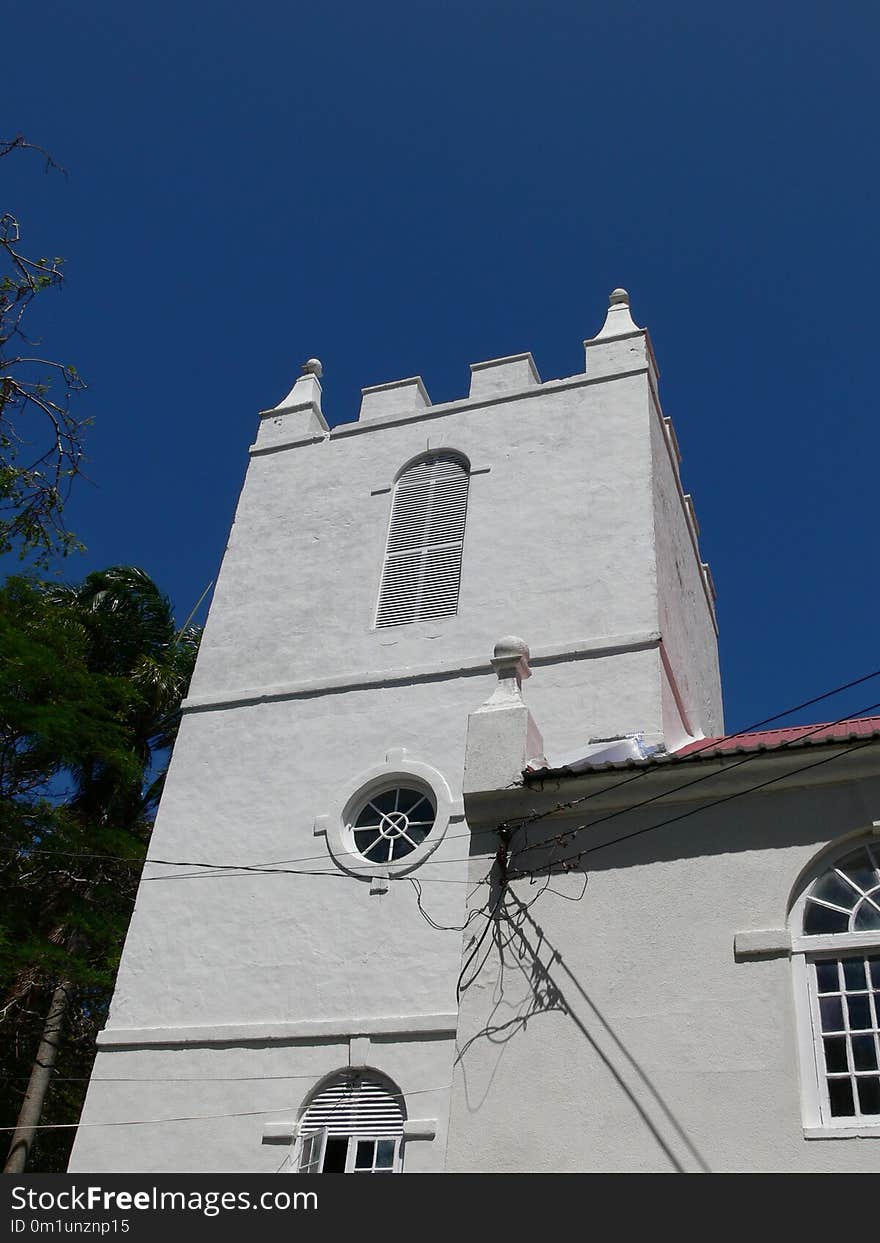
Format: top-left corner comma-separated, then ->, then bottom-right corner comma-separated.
589,286 -> 642,341
267,362 -> 325,419
463,635 -> 545,791
256,355 -> 330,444
487,635 -> 531,704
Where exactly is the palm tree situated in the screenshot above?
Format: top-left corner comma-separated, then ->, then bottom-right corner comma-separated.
55,566 -> 202,825
3,566 -> 202,1172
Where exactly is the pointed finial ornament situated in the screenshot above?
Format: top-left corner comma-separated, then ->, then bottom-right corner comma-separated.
590,286 -> 642,341
265,356 -> 326,420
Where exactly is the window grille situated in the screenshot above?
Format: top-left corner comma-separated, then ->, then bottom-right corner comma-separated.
794,842 -> 880,1128
351,785 -> 437,864
802,844 -> 880,935
376,453 -> 469,627
810,954 -> 880,1120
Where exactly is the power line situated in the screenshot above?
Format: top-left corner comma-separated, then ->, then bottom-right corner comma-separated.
140,862 -> 482,886
0,1084 -> 454,1133
500,670 -> 880,836
1,847 -> 487,886
152,700 -> 880,882
513,697 -> 880,862
407,872 -> 494,931
509,735 -> 880,880
22,1073 -> 419,1084
16,734 -> 861,1141
8,699 -> 880,1144
3,669 -> 880,883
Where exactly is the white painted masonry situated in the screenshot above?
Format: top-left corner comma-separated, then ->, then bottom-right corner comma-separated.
456,737 -> 880,1171
70,290 -> 878,1173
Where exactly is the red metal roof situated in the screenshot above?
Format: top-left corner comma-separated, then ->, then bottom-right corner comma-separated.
527,715 -> 880,779
674,716 -> 880,760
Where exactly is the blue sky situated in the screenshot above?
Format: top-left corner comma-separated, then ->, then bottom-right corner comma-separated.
4,1 -> 879,734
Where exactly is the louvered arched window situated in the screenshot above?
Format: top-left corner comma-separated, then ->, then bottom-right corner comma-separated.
297,1073 -> 405,1173
375,452 -> 470,628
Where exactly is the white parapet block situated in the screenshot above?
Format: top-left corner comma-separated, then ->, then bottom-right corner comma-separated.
358,376 -> 431,423
468,352 -> 541,400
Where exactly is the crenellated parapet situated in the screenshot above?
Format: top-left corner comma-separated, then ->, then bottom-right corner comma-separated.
248,288 -> 718,636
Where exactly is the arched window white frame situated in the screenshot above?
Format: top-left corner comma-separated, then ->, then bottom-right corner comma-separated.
296,1072 -> 405,1173
790,837 -> 880,1136
375,451 -> 470,628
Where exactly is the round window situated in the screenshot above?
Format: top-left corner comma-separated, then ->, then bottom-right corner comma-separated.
350,786 -> 437,863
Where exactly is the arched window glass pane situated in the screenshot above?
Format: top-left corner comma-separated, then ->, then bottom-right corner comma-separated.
853,902 -> 880,931
802,846 -> 880,936
811,872 -> 861,910
803,902 -> 850,935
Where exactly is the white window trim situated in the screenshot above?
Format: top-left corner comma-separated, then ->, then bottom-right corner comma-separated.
297,1127 -> 327,1173
294,1129 -> 403,1174
789,841 -> 880,1140
314,748 -> 463,881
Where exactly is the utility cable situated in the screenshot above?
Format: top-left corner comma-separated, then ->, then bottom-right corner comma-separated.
3,670 -> 880,882
0,1084 -> 454,1132
513,697 -> 880,861
509,735 -> 880,880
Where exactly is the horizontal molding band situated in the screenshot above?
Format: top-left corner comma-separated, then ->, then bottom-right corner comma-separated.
249,431 -> 328,457
181,631 -> 661,714
96,1012 -> 460,1050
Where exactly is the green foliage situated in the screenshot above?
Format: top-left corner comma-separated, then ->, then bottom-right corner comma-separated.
0,577 -> 141,799
0,568 -> 201,1170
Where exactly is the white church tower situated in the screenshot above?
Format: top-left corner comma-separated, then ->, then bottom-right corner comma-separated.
69,289 -> 721,1172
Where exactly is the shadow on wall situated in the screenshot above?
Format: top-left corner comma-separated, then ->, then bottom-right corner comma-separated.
453,890 -> 710,1173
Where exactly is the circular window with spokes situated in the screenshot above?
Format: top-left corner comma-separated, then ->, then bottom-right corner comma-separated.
350,786 -> 437,864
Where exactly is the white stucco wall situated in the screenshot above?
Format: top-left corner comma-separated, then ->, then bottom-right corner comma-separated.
449,773 -> 880,1172
71,1037 -> 456,1173
102,681 -> 480,1032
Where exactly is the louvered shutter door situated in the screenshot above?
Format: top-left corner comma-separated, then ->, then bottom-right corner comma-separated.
300,1077 -> 404,1138
376,454 -> 469,627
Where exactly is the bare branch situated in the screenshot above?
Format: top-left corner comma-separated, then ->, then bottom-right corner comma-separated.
0,135 -> 68,177
0,137 -> 83,565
